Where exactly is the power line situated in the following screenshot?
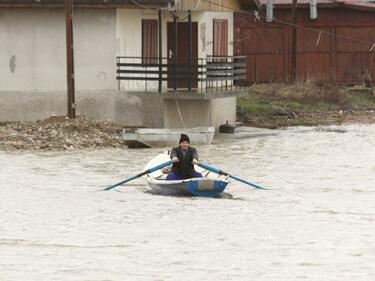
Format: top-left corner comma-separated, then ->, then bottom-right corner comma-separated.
129,0 -> 157,10
201,0 -> 375,50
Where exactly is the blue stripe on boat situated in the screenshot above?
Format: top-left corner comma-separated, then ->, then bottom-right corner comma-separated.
187,180 -> 228,197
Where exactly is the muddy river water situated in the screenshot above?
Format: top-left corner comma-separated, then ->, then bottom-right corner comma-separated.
1,125 -> 374,280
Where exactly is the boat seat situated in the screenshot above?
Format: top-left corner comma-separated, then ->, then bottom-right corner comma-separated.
161,167 -> 171,174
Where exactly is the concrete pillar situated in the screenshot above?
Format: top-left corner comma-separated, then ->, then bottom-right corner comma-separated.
163,97 -> 237,129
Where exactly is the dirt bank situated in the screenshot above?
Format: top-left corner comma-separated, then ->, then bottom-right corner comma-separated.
0,116 -> 125,151
237,82 -> 375,128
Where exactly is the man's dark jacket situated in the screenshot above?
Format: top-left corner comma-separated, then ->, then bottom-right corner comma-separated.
170,146 -> 198,177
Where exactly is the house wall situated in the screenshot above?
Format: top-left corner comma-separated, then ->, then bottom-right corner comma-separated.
0,7 -> 237,128
0,8 -> 148,124
193,11 -> 234,58
0,8 -> 117,91
116,9 -> 237,128
116,9 -> 234,91
116,8 -> 167,91
175,0 -> 240,12
234,7 -> 375,83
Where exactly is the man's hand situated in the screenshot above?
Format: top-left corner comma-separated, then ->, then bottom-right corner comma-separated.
172,157 -> 179,163
192,159 -> 199,165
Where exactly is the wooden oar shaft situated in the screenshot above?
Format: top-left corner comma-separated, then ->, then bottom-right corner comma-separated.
229,175 -> 267,190
103,170 -> 148,191
104,160 -> 172,191
197,162 -> 267,190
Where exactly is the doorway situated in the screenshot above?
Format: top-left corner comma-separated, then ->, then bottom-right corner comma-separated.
167,21 -> 198,89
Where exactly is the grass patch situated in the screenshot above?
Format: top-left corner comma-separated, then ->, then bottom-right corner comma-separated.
237,80 -> 375,128
238,79 -> 375,116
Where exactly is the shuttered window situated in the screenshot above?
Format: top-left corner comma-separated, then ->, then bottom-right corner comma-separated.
213,19 -> 228,57
142,19 -> 158,64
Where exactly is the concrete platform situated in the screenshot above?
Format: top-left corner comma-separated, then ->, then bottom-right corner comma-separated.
123,127 -> 215,148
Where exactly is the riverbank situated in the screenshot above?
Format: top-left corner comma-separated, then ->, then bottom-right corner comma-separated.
0,116 -> 125,151
237,82 -> 375,128
1,82 -> 375,151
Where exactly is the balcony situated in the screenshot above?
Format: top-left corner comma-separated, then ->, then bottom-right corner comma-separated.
116,55 -> 248,99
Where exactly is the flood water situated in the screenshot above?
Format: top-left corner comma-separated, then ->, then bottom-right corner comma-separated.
1,124 -> 374,281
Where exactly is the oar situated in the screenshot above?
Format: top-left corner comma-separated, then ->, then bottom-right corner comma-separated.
103,160 -> 172,191
197,162 -> 267,190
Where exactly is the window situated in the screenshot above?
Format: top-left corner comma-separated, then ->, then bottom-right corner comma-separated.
213,19 -> 228,57
142,19 -> 158,64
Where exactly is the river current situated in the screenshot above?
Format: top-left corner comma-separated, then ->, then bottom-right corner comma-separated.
1,124 -> 374,281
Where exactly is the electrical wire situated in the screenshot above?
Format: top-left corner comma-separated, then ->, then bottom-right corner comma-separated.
201,0 -> 375,50
128,0 -> 375,49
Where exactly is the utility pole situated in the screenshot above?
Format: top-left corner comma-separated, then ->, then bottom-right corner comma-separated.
65,0 -> 76,118
291,0 -> 297,83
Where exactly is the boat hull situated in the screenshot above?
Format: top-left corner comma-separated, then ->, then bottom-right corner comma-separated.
144,153 -> 229,197
147,177 -> 228,197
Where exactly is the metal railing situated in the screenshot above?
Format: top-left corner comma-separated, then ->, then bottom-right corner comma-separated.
116,56 -> 247,93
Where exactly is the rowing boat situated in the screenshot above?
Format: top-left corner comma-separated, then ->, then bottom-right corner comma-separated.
144,153 -> 229,197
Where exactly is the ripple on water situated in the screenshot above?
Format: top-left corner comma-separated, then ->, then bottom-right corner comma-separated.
1,124 -> 375,280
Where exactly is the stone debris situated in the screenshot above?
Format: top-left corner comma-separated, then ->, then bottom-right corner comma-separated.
0,116 -> 126,151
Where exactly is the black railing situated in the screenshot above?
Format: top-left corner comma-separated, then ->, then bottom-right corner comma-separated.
116,56 -> 247,93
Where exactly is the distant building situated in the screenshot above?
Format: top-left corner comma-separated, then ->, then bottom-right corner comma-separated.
235,0 -> 375,83
0,0 -> 247,128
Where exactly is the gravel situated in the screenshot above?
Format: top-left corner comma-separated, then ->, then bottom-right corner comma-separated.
0,116 -> 126,151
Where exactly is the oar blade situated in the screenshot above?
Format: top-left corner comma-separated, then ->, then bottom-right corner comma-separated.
229,175 -> 267,190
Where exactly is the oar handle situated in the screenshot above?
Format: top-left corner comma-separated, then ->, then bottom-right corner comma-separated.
148,160 -> 173,173
104,160 -> 172,191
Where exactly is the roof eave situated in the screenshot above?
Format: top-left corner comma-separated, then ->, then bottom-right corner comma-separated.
0,0 -> 173,9
341,3 -> 375,12
259,3 -> 339,9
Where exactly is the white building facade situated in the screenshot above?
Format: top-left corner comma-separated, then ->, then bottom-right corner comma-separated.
0,0 -> 247,128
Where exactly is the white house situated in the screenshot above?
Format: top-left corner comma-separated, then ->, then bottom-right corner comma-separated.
0,0 -> 247,128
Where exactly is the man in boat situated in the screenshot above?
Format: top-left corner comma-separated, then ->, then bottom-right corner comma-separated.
166,134 -> 203,180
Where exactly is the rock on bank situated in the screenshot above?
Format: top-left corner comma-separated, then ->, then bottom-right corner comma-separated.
0,116 -> 125,151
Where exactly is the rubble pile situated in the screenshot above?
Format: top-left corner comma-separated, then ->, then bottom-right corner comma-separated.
0,116 -> 126,151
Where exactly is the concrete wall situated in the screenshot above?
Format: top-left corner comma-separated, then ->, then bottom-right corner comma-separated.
164,99 -> 210,128
0,90 -> 164,127
164,97 -> 236,128
210,97 -> 236,126
0,8 -> 117,91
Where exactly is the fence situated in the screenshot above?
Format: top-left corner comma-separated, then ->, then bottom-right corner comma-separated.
116,55 -> 247,93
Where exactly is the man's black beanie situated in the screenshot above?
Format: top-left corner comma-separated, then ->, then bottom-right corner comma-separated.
179,134 -> 190,143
